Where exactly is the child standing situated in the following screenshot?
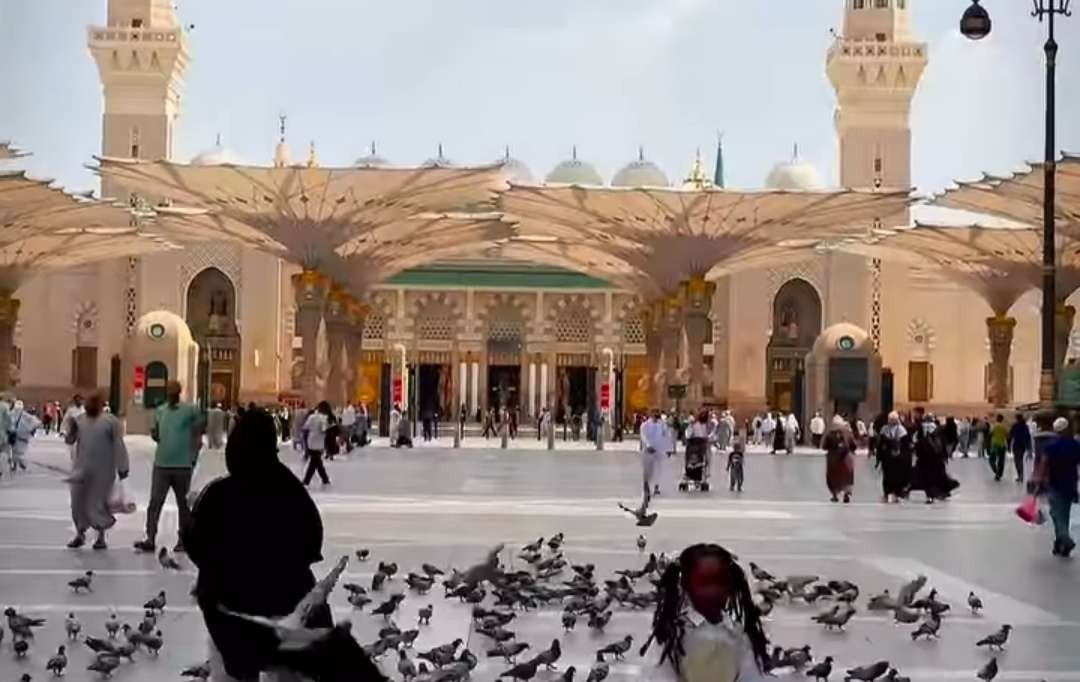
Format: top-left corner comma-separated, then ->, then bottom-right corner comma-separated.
727,437 -> 745,493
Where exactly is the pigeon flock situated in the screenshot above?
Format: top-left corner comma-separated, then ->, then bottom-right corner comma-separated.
0,531 -> 1025,680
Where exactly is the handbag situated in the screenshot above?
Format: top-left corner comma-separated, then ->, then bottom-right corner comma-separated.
107,479 -> 137,515
1015,494 -> 1046,525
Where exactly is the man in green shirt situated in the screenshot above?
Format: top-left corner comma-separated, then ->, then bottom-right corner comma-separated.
988,413 -> 1009,482
134,381 -> 204,553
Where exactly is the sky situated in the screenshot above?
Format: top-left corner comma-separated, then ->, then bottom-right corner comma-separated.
1,0 -> 1078,197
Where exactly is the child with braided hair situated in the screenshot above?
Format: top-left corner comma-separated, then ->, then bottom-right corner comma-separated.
641,543 -> 769,681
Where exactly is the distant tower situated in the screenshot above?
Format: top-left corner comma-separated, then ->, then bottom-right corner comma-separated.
826,0 -> 927,189
88,0 -> 191,196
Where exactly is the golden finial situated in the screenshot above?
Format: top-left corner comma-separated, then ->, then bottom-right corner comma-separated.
684,148 -> 709,189
306,140 -> 319,168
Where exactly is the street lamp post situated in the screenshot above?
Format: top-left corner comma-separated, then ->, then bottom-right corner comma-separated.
961,0 -> 1072,405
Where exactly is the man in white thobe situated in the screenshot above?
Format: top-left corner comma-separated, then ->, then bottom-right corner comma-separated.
340,403 -> 357,451
640,410 -> 670,508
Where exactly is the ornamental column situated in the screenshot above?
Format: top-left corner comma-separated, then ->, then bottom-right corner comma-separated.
659,294 -> 683,408
292,270 -> 329,406
641,302 -> 663,408
986,314 -> 1016,408
680,275 -> 715,407
344,299 -> 367,404
0,292 -> 18,391
1055,302 -> 1076,372
324,288 -> 351,407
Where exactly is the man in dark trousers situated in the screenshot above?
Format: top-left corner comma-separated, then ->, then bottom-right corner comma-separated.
1008,413 -> 1033,483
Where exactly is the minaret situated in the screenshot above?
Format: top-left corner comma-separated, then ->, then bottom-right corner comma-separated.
826,0 -> 927,189
88,0 -> 191,196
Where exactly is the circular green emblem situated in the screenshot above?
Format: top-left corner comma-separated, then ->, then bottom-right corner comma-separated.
837,335 -> 856,351
148,323 -> 167,339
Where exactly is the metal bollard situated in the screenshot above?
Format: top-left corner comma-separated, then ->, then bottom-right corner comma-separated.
547,421 -> 555,451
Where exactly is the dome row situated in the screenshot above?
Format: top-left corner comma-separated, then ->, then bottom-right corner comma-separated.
190,140 -> 824,191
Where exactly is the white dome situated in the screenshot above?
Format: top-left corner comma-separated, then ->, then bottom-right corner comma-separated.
496,147 -> 535,184
421,144 -> 455,168
191,137 -> 244,166
612,149 -> 669,188
766,146 -> 824,190
545,147 -> 603,186
354,142 -> 391,168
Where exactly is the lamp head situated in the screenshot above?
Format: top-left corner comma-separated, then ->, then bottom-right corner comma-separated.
961,0 -> 992,40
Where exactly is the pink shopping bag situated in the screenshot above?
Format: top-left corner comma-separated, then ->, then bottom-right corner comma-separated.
1015,494 -> 1045,525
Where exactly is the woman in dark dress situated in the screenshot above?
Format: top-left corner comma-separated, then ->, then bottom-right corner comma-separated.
822,416 -> 856,503
910,416 -> 958,504
877,411 -> 911,503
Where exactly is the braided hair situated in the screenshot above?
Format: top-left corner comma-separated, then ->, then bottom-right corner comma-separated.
641,543 -> 768,678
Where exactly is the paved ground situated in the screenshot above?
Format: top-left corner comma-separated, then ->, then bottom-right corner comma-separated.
0,434 -> 1077,681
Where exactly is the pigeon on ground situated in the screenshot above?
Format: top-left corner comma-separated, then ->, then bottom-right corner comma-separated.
787,575 -> 819,594
806,656 -> 834,681
343,583 -> 367,596
896,575 -> 927,606
104,612 -> 120,639
786,645 -> 813,670
181,661 -> 211,680
559,666 -> 576,682
143,591 -> 167,613
498,659 -> 539,681
487,642 -> 530,662
61,614 -> 80,641
138,610 -> 157,635
113,641 -> 137,662
371,572 -> 388,592
968,592 -> 984,614
460,544 -> 506,588
885,669 -> 911,682
893,606 -> 921,624
477,626 -> 515,643
562,611 -> 577,631
405,573 -> 435,593
587,610 -> 612,631
911,615 -> 941,641
355,548 -> 370,562
976,625 -> 1012,651
68,570 -> 94,593
139,630 -> 164,655
370,595 -> 406,620
548,533 -> 565,551
617,502 -> 657,526
84,637 -> 117,655
158,547 -> 183,571
595,635 -> 633,661
976,657 -> 998,681
418,639 -> 463,667
845,661 -> 889,681
636,535 -> 647,551
867,590 -> 897,611
813,605 -> 855,630
46,645 -> 67,676
219,555 -> 348,651
522,538 -> 544,553
5,608 -> 45,638
87,654 -> 120,677
418,604 -> 433,625
421,563 -> 444,578
749,562 -> 775,582
347,592 -> 372,609
14,638 -> 29,658
530,639 -> 561,670
398,649 -> 417,681
585,663 -> 609,682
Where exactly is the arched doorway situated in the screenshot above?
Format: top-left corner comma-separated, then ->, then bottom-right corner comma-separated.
766,278 -> 822,412
486,305 -> 525,412
186,267 -> 240,408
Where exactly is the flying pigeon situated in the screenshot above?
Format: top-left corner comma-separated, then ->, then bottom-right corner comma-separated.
617,502 -> 657,526
46,645 -> 67,676
355,548 -> 370,562
968,591 -> 984,614
976,657 -> 998,682
585,663 -> 610,682
459,544 -> 506,587
418,604 -> 433,625
976,624 -> 1012,651
181,661 -> 211,680
595,635 -> 633,661
844,661 -> 889,681
64,613 -> 80,639
530,639 -> 562,670
806,656 -> 834,681
896,575 -> 927,606
144,591 -> 167,613
158,547 -> 183,571
68,570 -> 94,593
219,555 -> 348,651
749,562 -> 775,582
522,538 -> 544,553
636,535 -> 647,551
548,533 -> 565,551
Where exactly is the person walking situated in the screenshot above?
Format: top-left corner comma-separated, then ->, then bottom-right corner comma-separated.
640,409 -> 669,508
1008,412 -> 1032,483
809,411 -> 825,450
134,381 -> 202,553
822,416 -> 855,503
727,435 -> 745,493
290,402 -> 308,451
988,414 -> 1009,481
762,413 -> 777,454
910,412 -> 956,504
957,416 -> 971,457
340,402 -> 357,452
482,407 -> 496,440
206,403 -> 226,450
782,413 -> 799,455
301,401 -> 332,486
0,396 -> 11,475
8,400 -> 42,473
389,404 -> 402,447
1036,417 -> 1080,557
877,411 -> 910,503
64,393 -> 129,550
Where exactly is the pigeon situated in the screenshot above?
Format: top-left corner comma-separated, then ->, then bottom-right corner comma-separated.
885,669 -> 911,682
138,630 -> 164,655
68,570 -> 94,593
757,598 -> 775,617
158,547 -> 183,571
813,605 -> 855,630
562,611 -> 578,631
377,561 -> 399,578
896,575 -> 927,606
87,654 -> 120,677
976,624 -> 1012,651
587,610 -> 612,631
405,574 -> 435,593
5,608 -> 45,638
370,595 -> 406,620
371,572 -> 388,592
219,555 -> 348,651
84,637 -> 117,655
347,592 -> 372,609
617,502 -> 657,526
636,535 -> 647,551
138,610 -> 158,635
113,641 -> 137,662
355,548 -> 370,562
786,645 -> 813,670
343,582 -> 367,596
144,591 -> 167,613
559,666 -> 577,682
867,590 -> 897,611
548,534 -> 565,551
459,544 -> 505,588
498,659 -> 539,681
807,656 -> 834,681
14,638 -> 29,658
845,661 -> 889,681
398,649 -> 417,681
595,635 -> 633,661
477,626 -> 516,643
418,639 -> 463,667
418,604 -> 433,625
787,575 -> 819,593
749,562 -> 775,582
46,645 -> 67,676
976,657 -> 998,682
487,642 -> 530,662
180,662 -> 211,680
421,563 -> 444,577
968,591 -> 984,614
104,612 -> 120,639
522,538 -> 544,553
585,663 -> 609,682
911,614 -> 941,640
766,646 -> 790,672
893,606 -> 921,624
64,613 -> 80,639
530,639 -> 561,670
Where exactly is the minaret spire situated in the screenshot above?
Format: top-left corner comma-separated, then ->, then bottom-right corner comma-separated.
713,132 -> 725,188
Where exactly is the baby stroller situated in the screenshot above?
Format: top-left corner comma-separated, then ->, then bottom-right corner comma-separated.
678,436 -> 711,492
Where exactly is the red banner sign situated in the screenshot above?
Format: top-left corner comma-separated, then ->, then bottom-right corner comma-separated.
392,377 -> 403,404
600,383 -> 611,410
133,365 -> 145,389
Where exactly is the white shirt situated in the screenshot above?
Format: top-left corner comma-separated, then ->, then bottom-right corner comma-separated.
810,416 -> 826,436
640,419 -> 669,455
340,405 -> 357,427
761,416 -> 776,434
690,421 -> 710,439
647,607 -> 766,682
784,415 -> 799,434
303,412 -> 328,451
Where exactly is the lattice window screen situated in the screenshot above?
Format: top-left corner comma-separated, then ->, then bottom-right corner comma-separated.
555,305 -> 593,343
363,313 -> 385,340
621,314 -> 645,344
417,307 -> 456,341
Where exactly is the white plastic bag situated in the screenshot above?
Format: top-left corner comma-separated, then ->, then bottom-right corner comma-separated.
107,479 -> 137,515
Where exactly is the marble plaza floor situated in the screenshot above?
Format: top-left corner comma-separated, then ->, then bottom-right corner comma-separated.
0,434 -> 1078,681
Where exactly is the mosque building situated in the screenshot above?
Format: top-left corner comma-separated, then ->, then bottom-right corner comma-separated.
10,0 -> 1062,422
